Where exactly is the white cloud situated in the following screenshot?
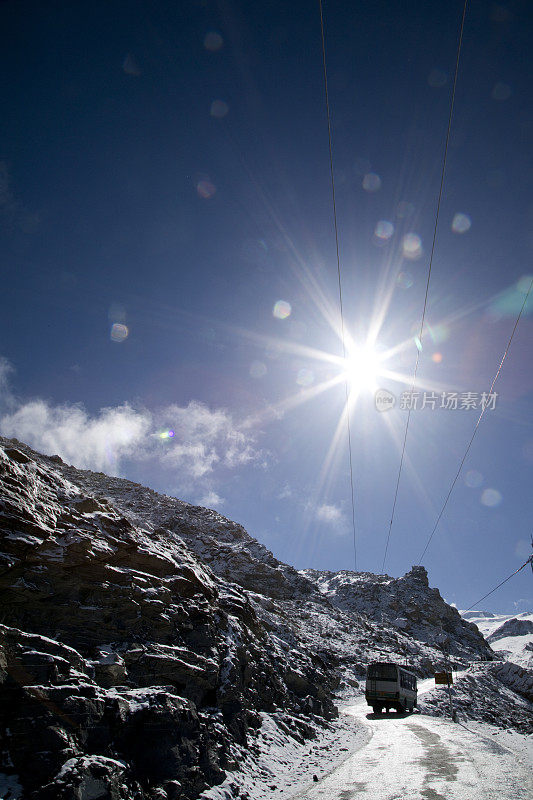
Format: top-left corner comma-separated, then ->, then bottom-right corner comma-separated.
515,539 -> 532,560
155,401 -> 262,478
0,357 -> 15,407
0,357 -> 264,491
513,598 -> 533,612
277,484 -> 292,500
316,503 -> 344,524
0,399 -> 150,473
199,491 -> 225,508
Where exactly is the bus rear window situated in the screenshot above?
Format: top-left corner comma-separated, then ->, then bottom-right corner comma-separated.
367,663 -> 398,681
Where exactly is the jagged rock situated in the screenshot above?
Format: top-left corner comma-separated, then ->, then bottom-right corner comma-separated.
0,439 -> 339,798
300,566 -> 492,663
492,661 -> 533,702
419,662 -> 533,732
39,755 -> 140,799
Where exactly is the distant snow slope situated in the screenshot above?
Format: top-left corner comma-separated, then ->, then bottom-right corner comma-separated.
462,611 -> 533,668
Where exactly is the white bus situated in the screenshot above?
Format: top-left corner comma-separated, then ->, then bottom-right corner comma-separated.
365,661 -> 417,714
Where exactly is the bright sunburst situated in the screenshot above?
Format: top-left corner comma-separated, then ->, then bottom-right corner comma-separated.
343,344 -> 383,393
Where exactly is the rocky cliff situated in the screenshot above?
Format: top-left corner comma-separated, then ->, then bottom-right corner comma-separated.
300,566 -> 491,662
0,440 -> 336,799
0,437 -> 499,798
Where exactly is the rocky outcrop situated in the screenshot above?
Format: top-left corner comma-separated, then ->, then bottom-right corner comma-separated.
492,660 -> 533,703
18,444 -> 317,604
418,662 -> 533,733
300,566 -> 493,663
0,441 -> 337,799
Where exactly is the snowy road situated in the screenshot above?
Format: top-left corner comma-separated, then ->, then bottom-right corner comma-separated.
289,685 -> 533,800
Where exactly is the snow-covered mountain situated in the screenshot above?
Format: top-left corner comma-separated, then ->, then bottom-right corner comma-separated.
1,436 -> 531,799
462,610 -> 533,668
301,567 -> 490,663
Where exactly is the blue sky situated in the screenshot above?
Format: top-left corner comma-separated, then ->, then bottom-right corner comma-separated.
1,0 -> 531,612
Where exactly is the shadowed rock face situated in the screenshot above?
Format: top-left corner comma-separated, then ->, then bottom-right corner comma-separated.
0,440 -> 338,799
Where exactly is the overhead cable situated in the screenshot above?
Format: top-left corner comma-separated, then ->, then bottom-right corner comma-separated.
417,275 -> 533,565
381,0 -> 469,573
464,555 -> 533,612
318,0 -> 358,570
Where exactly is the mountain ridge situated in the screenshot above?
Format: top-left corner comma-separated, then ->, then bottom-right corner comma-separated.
1,436 -> 529,800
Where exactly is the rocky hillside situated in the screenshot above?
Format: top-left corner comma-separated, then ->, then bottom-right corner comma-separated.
300,567 -> 491,663
0,439 -> 337,799
0,437 -> 508,799
419,660 -> 533,733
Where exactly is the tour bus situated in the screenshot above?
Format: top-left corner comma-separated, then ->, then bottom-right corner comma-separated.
365,661 -> 417,714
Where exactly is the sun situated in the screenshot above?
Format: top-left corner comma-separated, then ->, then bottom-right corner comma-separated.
343,344 -> 382,393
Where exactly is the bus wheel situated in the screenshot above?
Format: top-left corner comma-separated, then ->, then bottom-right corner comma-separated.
372,705 -> 380,714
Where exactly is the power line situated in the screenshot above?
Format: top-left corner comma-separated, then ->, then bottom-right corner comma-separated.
381,0 -> 469,574
464,555 -> 533,612
417,275 -> 533,565
318,0 -> 358,571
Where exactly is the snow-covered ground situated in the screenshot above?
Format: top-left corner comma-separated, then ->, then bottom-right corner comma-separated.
462,611 -> 533,668
201,678 -> 533,800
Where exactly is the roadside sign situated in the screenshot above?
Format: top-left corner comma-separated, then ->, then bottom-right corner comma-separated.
434,672 -> 453,685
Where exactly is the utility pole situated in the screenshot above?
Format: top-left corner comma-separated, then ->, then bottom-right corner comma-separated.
443,641 -> 456,722
437,630 -> 456,722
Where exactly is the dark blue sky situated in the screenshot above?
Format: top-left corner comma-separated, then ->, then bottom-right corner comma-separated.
1,0 -> 532,612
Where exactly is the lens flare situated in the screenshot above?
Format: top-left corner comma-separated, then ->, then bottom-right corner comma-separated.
481,488 -> 502,507
362,173 -> 382,192
110,323 -> 128,342
492,82 -> 511,101
204,31 -> 223,51
374,220 -> 394,241
427,324 -> 450,345
517,275 -> 533,294
159,430 -> 175,439
196,177 -> 216,199
273,300 -> 291,319
465,470 -> 483,488
210,100 -> 229,118
122,55 -> 141,76
427,69 -> 447,87
296,368 -> 314,387
451,213 -> 471,234
397,270 -> 414,289
250,361 -> 267,378
396,200 -> 415,218
402,233 -> 423,260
